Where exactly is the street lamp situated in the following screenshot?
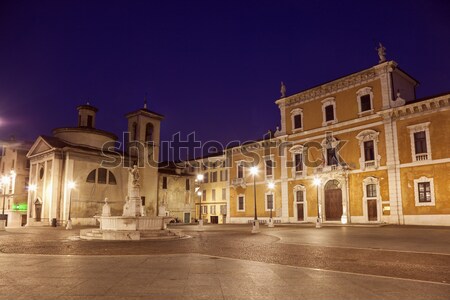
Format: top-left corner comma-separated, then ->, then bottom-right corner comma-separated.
267,181 -> 275,228
66,181 -> 76,230
250,166 -> 259,233
1,175 -> 9,216
313,176 -> 322,228
196,174 -> 204,228
0,175 -> 9,227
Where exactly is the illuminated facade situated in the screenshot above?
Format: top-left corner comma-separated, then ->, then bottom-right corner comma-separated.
25,103 -> 163,227
225,60 -> 450,225
0,138 -> 33,227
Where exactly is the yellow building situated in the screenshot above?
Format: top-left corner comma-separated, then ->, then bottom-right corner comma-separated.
190,154 -> 229,224
0,138 -> 33,227
225,58 -> 449,226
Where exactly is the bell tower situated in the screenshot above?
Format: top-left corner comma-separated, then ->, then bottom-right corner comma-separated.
125,100 -> 164,216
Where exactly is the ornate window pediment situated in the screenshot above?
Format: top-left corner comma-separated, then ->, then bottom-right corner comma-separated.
356,130 -> 381,170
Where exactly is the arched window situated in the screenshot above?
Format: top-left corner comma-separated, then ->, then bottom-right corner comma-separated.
108,171 -> 116,185
325,179 -> 340,190
131,122 -> 137,141
86,170 -> 96,183
86,168 -> 116,185
145,123 -> 154,142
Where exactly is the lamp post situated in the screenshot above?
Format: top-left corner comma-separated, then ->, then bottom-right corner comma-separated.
1,175 -> 9,216
66,181 -> 76,230
196,174 -> 204,228
313,177 -> 322,228
0,175 -> 9,228
267,181 -> 275,228
250,166 -> 259,233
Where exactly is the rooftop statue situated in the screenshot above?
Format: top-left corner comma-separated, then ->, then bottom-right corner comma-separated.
280,81 -> 286,98
376,42 -> 387,63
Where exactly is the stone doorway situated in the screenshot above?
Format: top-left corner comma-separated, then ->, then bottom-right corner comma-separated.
34,200 -> 42,222
324,180 -> 342,221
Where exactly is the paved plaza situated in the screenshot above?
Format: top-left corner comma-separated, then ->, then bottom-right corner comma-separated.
1,224 -> 450,299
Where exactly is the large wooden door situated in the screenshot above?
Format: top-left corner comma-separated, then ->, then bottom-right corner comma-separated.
34,201 -> 42,222
367,199 -> 378,221
325,189 -> 342,221
297,203 -> 304,221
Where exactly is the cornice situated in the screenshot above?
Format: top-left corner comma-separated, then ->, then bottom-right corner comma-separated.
275,61 -> 398,108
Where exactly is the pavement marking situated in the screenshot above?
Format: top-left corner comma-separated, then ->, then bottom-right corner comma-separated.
265,232 -> 450,256
0,252 -> 448,287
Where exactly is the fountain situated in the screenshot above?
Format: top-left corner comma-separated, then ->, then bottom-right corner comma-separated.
80,166 -> 181,240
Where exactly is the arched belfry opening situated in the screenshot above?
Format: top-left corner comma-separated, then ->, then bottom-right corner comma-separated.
145,123 -> 154,142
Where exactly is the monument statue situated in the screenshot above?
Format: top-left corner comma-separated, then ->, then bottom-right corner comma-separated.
376,42 -> 386,63
129,165 -> 140,187
280,81 -> 286,98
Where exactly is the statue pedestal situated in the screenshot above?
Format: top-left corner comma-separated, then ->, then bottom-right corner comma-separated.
123,186 -> 142,217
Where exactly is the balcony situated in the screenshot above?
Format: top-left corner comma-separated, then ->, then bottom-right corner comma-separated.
231,178 -> 246,188
314,164 -> 344,174
364,160 -> 376,169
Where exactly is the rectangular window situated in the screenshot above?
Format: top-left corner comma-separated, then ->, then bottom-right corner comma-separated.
87,115 -> 93,128
203,172 -> 209,183
98,168 -> 107,184
202,190 -> 207,202
366,184 -> 377,198
418,182 -> 431,202
185,178 -> 190,191
203,206 -> 208,214
222,188 -> 226,200
238,196 -> 245,211
220,170 -> 228,181
266,159 -> 273,177
220,205 -> 227,215
211,171 -> 218,182
210,205 -> 216,214
11,159 -> 15,170
212,189 -> 216,201
414,131 -> 427,154
293,114 -> 302,129
266,194 -> 274,210
325,105 -> 334,122
296,190 -> 304,202
162,176 -> 167,189
360,95 -> 371,112
326,148 -> 338,166
294,153 -> 303,172
363,141 -> 375,161
237,164 -> 244,179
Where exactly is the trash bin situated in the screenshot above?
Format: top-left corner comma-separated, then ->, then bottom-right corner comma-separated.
51,218 -> 57,227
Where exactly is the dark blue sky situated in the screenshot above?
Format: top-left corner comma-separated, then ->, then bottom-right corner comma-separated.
0,0 -> 449,159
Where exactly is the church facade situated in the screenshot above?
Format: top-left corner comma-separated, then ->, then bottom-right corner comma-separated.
25,104 -> 163,226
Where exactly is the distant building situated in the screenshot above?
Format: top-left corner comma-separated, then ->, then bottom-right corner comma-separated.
0,138 -> 33,227
157,162 -> 196,223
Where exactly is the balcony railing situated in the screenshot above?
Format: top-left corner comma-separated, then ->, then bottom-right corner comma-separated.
364,160 -> 376,168
415,153 -> 429,161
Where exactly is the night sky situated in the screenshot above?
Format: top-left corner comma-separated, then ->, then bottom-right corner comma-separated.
0,0 -> 449,160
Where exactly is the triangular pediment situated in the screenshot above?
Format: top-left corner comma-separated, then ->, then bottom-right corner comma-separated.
27,137 -> 55,158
